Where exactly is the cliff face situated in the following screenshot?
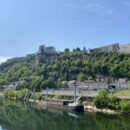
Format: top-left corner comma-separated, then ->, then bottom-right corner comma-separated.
36,53 -> 58,66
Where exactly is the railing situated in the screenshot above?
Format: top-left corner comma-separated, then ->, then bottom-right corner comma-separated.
41,82 -> 129,97
41,88 -> 99,97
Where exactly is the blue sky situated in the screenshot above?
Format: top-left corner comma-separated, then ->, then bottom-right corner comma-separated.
0,0 -> 130,59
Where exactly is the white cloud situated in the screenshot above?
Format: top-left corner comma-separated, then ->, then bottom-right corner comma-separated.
0,57 -> 11,64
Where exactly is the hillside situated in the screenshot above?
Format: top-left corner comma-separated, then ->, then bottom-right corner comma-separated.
0,51 -> 130,90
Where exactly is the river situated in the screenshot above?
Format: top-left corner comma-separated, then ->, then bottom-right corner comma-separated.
0,97 -> 130,130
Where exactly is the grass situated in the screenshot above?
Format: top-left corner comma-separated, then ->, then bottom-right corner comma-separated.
114,90 -> 130,96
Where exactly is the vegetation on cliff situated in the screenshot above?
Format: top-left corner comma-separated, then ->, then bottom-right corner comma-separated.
0,51 -> 130,90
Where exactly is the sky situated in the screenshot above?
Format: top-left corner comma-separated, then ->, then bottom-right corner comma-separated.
0,0 -> 130,62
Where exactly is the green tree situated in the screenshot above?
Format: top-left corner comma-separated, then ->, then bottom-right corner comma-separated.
72,48 -> 76,52
75,47 -> 80,51
64,48 -> 70,52
77,73 -> 86,82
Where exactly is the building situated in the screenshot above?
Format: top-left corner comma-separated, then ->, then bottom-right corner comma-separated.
90,43 -> 120,53
119,44 -> 130,53
38,45 -> 56,54
86,43 -> 130,54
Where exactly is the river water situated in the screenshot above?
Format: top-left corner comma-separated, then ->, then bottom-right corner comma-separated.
0,97 -> 130,130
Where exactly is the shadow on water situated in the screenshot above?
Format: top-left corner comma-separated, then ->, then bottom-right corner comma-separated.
0,97 -> 130,130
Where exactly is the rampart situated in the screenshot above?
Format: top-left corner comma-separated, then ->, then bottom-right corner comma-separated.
90,43 -> 120,53
119,44 -> 130,53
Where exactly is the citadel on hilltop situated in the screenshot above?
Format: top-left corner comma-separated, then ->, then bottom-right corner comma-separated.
35,43 -> 130,66
7,43 -> 130,64
38,43 -> 130,54
38,45 -> 56,54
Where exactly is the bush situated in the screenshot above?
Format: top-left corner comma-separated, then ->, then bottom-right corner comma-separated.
52,94 -> 62,99
35,93 -> 42,100
94,90 -> 130,115
93,90 -> 109,109
3,88 -> 13,98
120,99 -> 130,115
62,82 -> 68,88
18,88 -> 29,99
108,94 -> 120,110
14,91 -> 20,99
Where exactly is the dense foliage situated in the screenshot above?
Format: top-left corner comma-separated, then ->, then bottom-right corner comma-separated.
3,88 -> 72,101
0,51 -> 130,90
3,88 -> 45,100
93,90 -> 130,115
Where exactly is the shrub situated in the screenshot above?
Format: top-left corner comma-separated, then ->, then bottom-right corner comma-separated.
52,94 -> 62,99
14,91 -> 20,99
62,82 -> 68,88
120,99 -> 130,115
93,90 -> 109,109
108,94 -> 120,110
3,88 -> 13,98
18,88 -> 29,99
35,93 -> 42,100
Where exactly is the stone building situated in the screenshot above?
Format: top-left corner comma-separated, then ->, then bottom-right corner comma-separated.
38,45 -> 56,54
119,44 -> 130,53
36,45 -> 57,66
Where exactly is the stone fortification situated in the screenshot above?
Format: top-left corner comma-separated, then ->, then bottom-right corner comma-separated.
119,44 -> 130,53
88,43 -> 130,54
35,43 -> 130,66
38,45 -> 56,54
90,43 -> 120,53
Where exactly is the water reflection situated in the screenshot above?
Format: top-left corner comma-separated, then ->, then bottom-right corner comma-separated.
0,98 -> 129,130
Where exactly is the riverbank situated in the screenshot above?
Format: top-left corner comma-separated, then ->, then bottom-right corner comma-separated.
83,101 -> 120,115
1,88 -> 130,115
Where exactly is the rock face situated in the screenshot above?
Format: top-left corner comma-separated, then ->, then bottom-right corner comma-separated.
36,53 -> 58,66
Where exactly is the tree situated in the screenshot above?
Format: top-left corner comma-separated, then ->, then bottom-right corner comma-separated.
40,78 -> 56,89
75,47 -> 80,51
83,46 -> 86,51
72,48 -> 76,52
75,59 -> 83,67
64,48 -> 70,52
62,82 -> 68,88
77,73 -> 86,82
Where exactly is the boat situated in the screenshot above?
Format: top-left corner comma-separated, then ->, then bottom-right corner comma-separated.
38,99 -> 84,111
39,86 -> 84,111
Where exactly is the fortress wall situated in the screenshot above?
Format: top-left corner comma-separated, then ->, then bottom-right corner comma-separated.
90,43 -> 119,52
38,45 -> 56,53
119,44 -> 130,53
